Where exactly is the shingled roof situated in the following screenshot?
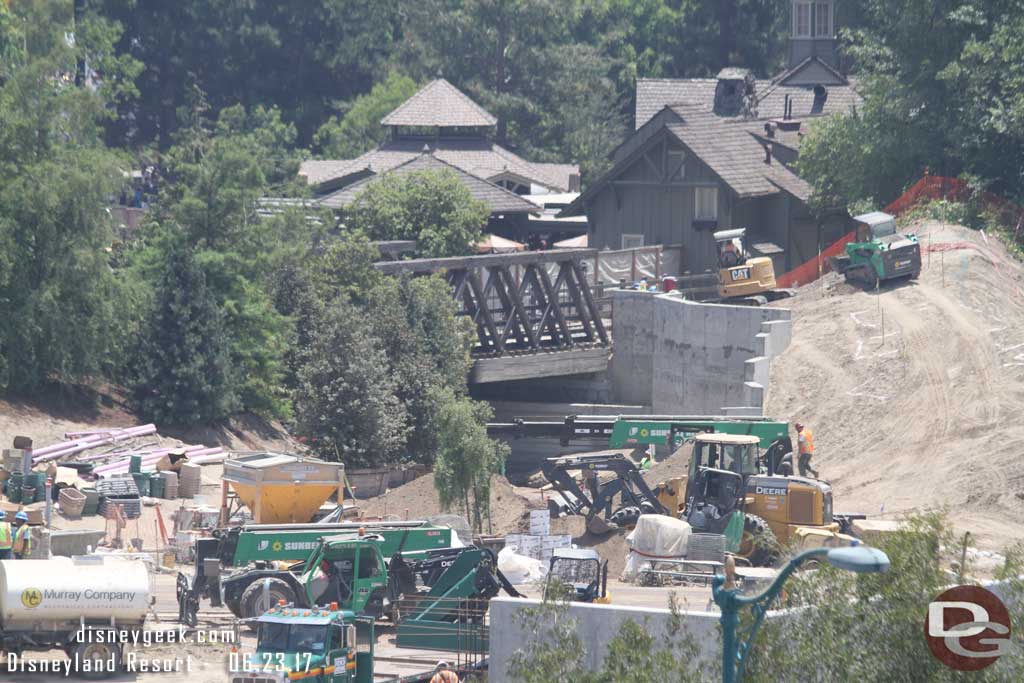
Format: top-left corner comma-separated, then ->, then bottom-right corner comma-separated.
381,79 -> 498,128
299,137 -> 577,192
635,76 -> 860,129
315,153 -> 540,215
560,104 -> 811,218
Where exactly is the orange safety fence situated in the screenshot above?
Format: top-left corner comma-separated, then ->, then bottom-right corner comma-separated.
776,231 -> 854,288
776,172 -> 1024,288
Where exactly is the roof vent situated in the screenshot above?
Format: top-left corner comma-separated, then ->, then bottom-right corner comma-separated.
714,68 -> 755,117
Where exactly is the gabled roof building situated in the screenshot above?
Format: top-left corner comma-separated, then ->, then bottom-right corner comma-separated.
301,79 -> 583,242
561,0 -> 858,275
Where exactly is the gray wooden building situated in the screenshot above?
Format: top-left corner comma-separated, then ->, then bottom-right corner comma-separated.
561,0 -> 858,275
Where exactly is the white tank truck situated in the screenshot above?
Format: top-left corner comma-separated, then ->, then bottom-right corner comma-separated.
0,556 -> 151,679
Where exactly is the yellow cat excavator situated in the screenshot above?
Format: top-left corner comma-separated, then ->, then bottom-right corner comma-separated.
714,229 -> 793,304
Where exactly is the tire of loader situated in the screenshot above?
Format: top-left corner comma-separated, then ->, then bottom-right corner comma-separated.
739,514 -> 779,567
239,577 -> 296,626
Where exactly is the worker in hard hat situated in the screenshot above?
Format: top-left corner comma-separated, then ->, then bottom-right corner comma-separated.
12,511 -> 32,559
0,510 -> 13,560
795,423 -> 819,479
430,660 -> 459,683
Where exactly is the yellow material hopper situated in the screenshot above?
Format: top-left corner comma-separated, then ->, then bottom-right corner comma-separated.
222,452 -> 346,523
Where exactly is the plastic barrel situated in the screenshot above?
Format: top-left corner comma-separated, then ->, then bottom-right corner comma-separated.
7,482 -> 21,503
129,455 -> 143,474
131,473 -> 151,497
149,477 -> 166,499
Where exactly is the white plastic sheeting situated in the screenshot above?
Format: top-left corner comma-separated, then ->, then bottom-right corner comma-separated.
621,514 -> 692,581
497,545 -> 548,585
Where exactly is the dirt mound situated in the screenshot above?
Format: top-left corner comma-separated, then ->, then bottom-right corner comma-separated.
357,472 -> 534,535
765,220 -> 1024,550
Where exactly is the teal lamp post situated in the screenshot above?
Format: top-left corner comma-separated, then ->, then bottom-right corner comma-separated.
712,544 -> 891,683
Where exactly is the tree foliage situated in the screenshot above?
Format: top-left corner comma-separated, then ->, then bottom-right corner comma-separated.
293,299 -> 408,468
129,101 -> 310,418
433,394 -> 507,532
315,71 -> 419,158
747,513 -> 1024,682
348,169 -> 489,257
800,0 -> 1024,210
93,0 -> 402,147
129,248 -> 237,424
0,1 -> 139,392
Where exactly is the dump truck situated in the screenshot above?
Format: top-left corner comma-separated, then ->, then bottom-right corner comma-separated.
829,211 -> 921,287
177,521 -> 452,624
0,556 -> 151,679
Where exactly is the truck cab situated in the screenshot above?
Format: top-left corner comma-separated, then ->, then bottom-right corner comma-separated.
231,604 -> 373,683
299,535 -> 389,618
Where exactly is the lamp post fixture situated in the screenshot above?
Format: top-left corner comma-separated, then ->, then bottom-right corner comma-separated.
712,544 -> 891,683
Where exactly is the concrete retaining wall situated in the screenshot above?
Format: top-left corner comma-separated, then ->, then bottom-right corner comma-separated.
487,597 -> 721,682
610,291 -> 792,415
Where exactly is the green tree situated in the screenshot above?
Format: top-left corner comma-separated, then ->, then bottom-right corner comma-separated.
129,248 -> 237,424
293,299 -> 408,467
799,0 -> 1024,209
137,101 -> 309,418
315,71 -> 419,158
366,275 -> 474,464
747,513 -> 1024,681
0,0 -> 139,392
348,169 -> 489,257
310,230 -> 383,306
432,393 -> 507,532
93,0 -> 402,147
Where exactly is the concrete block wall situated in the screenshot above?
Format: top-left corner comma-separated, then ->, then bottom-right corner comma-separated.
487,597 -> 721,681
609,291 -> 792,415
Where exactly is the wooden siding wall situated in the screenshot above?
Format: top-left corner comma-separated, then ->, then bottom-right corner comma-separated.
588,133 -> 731,273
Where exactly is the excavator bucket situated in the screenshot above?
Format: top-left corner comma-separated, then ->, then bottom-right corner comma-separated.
586,515 -> 616,535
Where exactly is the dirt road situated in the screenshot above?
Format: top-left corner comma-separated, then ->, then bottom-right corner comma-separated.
766,220 -> 1024,550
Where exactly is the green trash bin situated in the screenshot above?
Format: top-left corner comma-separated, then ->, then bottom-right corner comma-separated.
132,472 -> 151,497
149,477 -> 166,499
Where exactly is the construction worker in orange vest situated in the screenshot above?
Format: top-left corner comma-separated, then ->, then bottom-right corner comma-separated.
0,510 -> 13,560
795,423 -> 819,479
429,660 -> 459,683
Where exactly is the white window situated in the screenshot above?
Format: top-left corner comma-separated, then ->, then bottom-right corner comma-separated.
815,2 -> 832,37
793,2 -> 812,38
695,186 -> 718,221
621,234 -> 644,249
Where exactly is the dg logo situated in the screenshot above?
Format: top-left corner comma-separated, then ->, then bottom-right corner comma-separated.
925,585 -> 1011,671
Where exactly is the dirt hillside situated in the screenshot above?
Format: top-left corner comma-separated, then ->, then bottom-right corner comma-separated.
0,388 -> 297,454
766,220 -> 1024,550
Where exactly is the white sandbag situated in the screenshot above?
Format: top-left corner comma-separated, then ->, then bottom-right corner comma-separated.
498,544 -> 548,585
